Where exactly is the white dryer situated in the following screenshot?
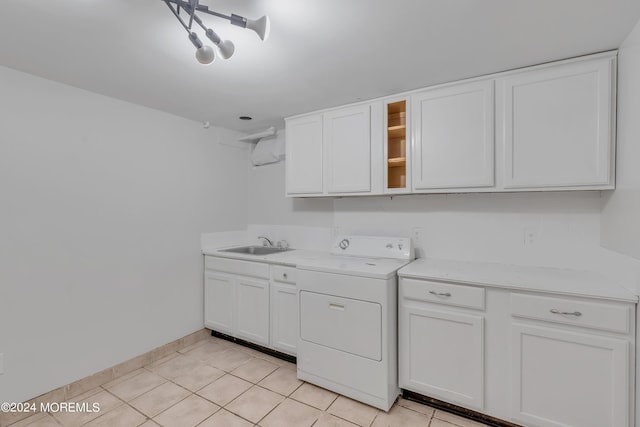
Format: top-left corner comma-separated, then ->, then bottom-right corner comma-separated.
296,235 -> 414,411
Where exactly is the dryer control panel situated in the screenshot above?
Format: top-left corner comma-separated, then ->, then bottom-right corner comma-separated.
331,235 -> 413,260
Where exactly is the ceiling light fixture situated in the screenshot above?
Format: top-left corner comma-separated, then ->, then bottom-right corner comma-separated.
162,0 -> 270,65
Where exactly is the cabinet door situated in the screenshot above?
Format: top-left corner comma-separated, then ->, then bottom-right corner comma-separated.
236,277 -> 270,346
399,305 -> 484,410
498,56 -> 615,189
286,114 -> 323,195
324,104 -> 371,194
270,282 -> 298,355
204,272 -> 234,335
510,323 -> 629,427
412,80 -> 494,190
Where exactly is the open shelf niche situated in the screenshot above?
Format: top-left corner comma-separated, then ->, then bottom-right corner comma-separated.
387,100 -> 407,189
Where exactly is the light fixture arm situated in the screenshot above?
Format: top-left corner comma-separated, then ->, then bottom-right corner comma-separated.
165,0 -> 232,21
192,14 -> 216,42
187,0 -> 198,30
163,0 -> 190,34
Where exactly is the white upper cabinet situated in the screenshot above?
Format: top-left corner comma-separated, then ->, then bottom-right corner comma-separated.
324,104 -> 372,194
284,52 -> 617,197
497,54 -> 616,190
412,80 -> 494,191
285,114 -> 323,195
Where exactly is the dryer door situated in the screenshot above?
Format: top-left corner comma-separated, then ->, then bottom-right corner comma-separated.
300,290 -> 382,361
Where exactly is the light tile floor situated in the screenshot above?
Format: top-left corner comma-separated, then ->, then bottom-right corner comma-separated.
10,335 -> 489,427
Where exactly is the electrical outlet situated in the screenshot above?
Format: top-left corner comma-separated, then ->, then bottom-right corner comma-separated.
0,353 -> 4,375
523,227 -> 538,246
412,227 -> 423,244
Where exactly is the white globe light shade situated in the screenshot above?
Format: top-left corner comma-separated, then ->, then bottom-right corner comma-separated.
195,45 -> 215,65
217,40 -> 235,60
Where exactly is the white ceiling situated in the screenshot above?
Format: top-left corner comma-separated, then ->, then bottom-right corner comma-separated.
1,0 -> 640,133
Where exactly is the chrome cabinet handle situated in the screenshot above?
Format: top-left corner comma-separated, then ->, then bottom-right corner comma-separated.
329,303 -> 345,311
550,309 -> 582,317
429,291 -> 452,297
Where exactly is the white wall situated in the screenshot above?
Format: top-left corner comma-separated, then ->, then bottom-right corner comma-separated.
248,166 -> 639,288
601,18 -> 640,272
334,192 -> 600,264
0,66 -> 248,403
247,161 -> 334,227
335,192 -> 639,286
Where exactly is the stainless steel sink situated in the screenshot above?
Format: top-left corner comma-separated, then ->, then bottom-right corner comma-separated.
220,246 -> 293,256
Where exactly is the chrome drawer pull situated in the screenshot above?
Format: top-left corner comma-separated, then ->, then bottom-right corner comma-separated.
429,291 -> 452,297
550,309 -> 582,317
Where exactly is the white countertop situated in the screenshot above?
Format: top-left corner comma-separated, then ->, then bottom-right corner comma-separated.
399,258 -> 638,303
203,245 -> 413,279
202,246 -> 331,266
203,245 -> 638,303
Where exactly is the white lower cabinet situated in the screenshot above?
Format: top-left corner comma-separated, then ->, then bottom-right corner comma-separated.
399,275 -> 636,427
400,306 -> 484,410
510,292 -> 633,427
204,256 -> 298,355
204,272 -> 234,335
236,277 -> 270,346
270,266 -> 298,355
399,278 -> 485,410
204,257 -> 270,344
510,323 -> 629,427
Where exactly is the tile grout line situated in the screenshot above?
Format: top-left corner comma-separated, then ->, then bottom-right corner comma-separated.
315,394 -> 372,427
368,412 -> 380,427
403,405 -> 436,419
286,389 -> 337,412
145,391 -> 196,426
48,412 -> 65,427
253,397 -> 287,427
76,388 -> 143,427
196,370 -> 304,427
255,394 -> 323,427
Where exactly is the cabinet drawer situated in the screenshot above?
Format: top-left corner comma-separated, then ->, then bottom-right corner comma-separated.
205,256 -> 269,279
401,278 -> 485,310
510,293 -> 631,334
271,265 -> 297,284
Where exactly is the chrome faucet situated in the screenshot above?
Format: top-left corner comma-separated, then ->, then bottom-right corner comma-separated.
258,236 -> 274,247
